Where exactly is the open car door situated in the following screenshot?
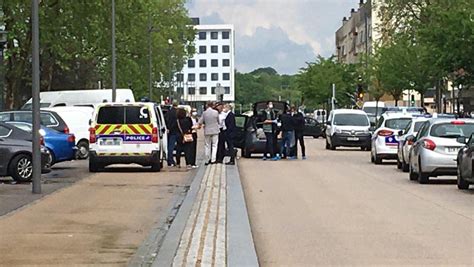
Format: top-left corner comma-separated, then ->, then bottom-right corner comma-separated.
234,114 -> 249,149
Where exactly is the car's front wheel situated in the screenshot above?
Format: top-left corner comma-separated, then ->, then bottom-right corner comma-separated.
457,165 -> 469,190
9,154 -> 33,183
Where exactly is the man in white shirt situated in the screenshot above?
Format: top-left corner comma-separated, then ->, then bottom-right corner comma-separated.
198,101 -> 220,165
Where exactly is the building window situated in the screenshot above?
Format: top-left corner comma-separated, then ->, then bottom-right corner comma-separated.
176,73 -> 184,82
222,59 -> 230,67
211,31 -> 218,39
188,73 -> 195,82
177,87 -> 184,95
223,73 -> 230,81
198,32 -> 206,40
199,59 -> 207,68
200,73 -> 207,81
222,45 -> 230,53
222,31 -> 230,39
199,46 -> 206,54
199,87 -> 207,95
224,87 -> 230,94
211,45 -> 218,53
211,59 -> 218,67
188,87 -> 196,95
211,73 -> 218,81
188,60 -> 195,68
211,87 -> 216,94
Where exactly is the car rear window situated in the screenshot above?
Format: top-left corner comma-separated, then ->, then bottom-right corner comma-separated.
385,118 -> 411,130
414,121 -> 425,132
13,112 -> 58,126
333,114 -> 369,126
430,123 -> 474,138
97,106 -> 151,124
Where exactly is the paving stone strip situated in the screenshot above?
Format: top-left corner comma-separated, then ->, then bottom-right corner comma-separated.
172,164 -> 227,267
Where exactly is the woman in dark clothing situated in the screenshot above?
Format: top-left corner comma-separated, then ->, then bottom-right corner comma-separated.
176,108 -> 193,168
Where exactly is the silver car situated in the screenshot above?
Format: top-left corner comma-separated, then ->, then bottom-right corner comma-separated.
407,118 -> 474,184
397,117 -> 430,172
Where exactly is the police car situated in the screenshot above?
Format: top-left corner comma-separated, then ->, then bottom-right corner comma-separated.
371,112 -> 413,164
88,102 -> 167,172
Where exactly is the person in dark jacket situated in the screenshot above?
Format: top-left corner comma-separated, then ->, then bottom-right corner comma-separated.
175,108 -> 193,168
279,109 -> 296,159
292,106 -> 306,159
165,101 -> 179,166
258,101 -> 279,160
224,104 -> 237,165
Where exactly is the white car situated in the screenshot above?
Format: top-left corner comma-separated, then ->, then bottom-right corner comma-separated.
371,112 -> 413,164
325,109 -> 372,151
397,116 -> 431,172
43,106 -> 94,159
88,102 -> 167,172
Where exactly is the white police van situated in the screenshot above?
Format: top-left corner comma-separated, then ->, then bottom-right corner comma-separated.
88,102 -> 167,172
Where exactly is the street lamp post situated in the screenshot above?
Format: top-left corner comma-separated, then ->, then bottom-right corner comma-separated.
167,38 -> 174,101
0,30 -> 7,111
31,0 -> 41,194
111,0 -> 117,102
147,15 -> 160,101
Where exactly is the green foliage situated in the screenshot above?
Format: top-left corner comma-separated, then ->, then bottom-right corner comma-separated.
3,0 -> 195,108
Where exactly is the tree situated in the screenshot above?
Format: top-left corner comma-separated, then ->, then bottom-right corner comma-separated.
2,0 -> 195,109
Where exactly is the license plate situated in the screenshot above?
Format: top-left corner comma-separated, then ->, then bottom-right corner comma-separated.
347,137 -> 359,141
100,138 -> 122,146
446,147 -> 459,153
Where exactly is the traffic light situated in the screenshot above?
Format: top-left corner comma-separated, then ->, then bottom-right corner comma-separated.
410,95 -> 415,106
357,84 -> 364,100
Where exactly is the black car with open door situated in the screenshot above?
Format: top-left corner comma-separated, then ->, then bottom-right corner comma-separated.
456,133 -> 474,190
302,117 -> 324,138
234,101 -> 289,158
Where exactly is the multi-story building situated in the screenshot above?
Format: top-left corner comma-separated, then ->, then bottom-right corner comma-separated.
335,0 -> 381,64
174,22 -> 235,106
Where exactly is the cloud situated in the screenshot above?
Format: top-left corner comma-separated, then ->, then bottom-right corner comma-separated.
187,0 -> 358,74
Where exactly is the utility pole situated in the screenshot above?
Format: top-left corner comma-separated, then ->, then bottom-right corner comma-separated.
148,14 -> 152,100
111,0 -> 117,102
0,30 -> 6,111
331,83 -> 336,111
31,0 -> 41,194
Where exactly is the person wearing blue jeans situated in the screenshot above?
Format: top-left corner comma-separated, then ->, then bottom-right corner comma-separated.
167,133 -> 178,166
279,108 -> 296,159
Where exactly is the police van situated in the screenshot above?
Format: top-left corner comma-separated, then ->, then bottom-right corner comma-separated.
88,102 -> 167,172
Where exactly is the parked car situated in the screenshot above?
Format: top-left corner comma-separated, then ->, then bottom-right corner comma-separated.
21,89 -> 135,109
0,110 -> 70,134
456,133 -> 474,189
397,116 -> 431,172
88,102 -> 166,172
234,101 -> 289,158
303,117 -> 324,138
371,112 -> 413,164
6,121 -> 76,165
0,122 -> 51,182
43,106 -> 94,159
325,109 -> 372,151
407,118 -> 474,184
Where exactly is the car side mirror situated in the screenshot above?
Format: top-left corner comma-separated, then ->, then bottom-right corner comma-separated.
369,126 -> 376,132
398,130 -> 404,136
406,135 -> 416,142
161,127 -> 167,134
88,119 -> 92,126
326,121 -> 331,126
456,136 -> 467,144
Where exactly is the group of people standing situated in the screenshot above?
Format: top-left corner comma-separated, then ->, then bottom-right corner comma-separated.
259,101 -> 306,161
165,101 -> 237,169
199,101 -> 237,165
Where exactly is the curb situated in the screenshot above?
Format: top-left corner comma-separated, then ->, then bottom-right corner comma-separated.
227,163 -> 259,267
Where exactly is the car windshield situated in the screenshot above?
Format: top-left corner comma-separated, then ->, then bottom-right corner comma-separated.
363,107 -> 383,116
333,114 -> 369,126
430,123 -> 474,138
97,106 -> 151,124
385,118 -> 411,130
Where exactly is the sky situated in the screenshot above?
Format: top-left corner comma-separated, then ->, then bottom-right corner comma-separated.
186,0 -> 359,75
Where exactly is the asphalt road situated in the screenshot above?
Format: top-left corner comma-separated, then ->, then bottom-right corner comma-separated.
239,138 -> 473,266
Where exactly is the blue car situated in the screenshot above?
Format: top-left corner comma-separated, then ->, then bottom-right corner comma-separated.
6,121 -> 76,165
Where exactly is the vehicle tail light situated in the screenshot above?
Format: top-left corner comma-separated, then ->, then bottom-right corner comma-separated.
451,120 -> 465,125
422,139 -> 436,151
89,127 -> 96,143
68,134 -> 75,143
152,127 -> 159,143
64,126 -> 70,134
378,130 -> 394,136
40,136 -> 45,146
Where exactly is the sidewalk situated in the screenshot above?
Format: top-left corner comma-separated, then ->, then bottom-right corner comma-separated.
150,163 -> 258,267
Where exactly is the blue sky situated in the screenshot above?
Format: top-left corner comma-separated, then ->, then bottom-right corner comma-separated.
186,0 -> 358,74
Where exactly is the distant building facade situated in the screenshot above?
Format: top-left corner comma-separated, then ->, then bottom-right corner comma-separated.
174,23 -> 235,105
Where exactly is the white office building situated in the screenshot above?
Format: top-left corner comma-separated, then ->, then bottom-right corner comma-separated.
174,24 -> 235,105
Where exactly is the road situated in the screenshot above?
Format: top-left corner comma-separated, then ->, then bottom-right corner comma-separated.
240,138 -> 473,266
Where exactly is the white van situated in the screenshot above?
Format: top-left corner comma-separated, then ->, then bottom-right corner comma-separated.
22,89 -> 135,109
88,102 -> 167,172
362,101 -> 386,125
325,109 -> 372,151
43,106 -> 94,159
